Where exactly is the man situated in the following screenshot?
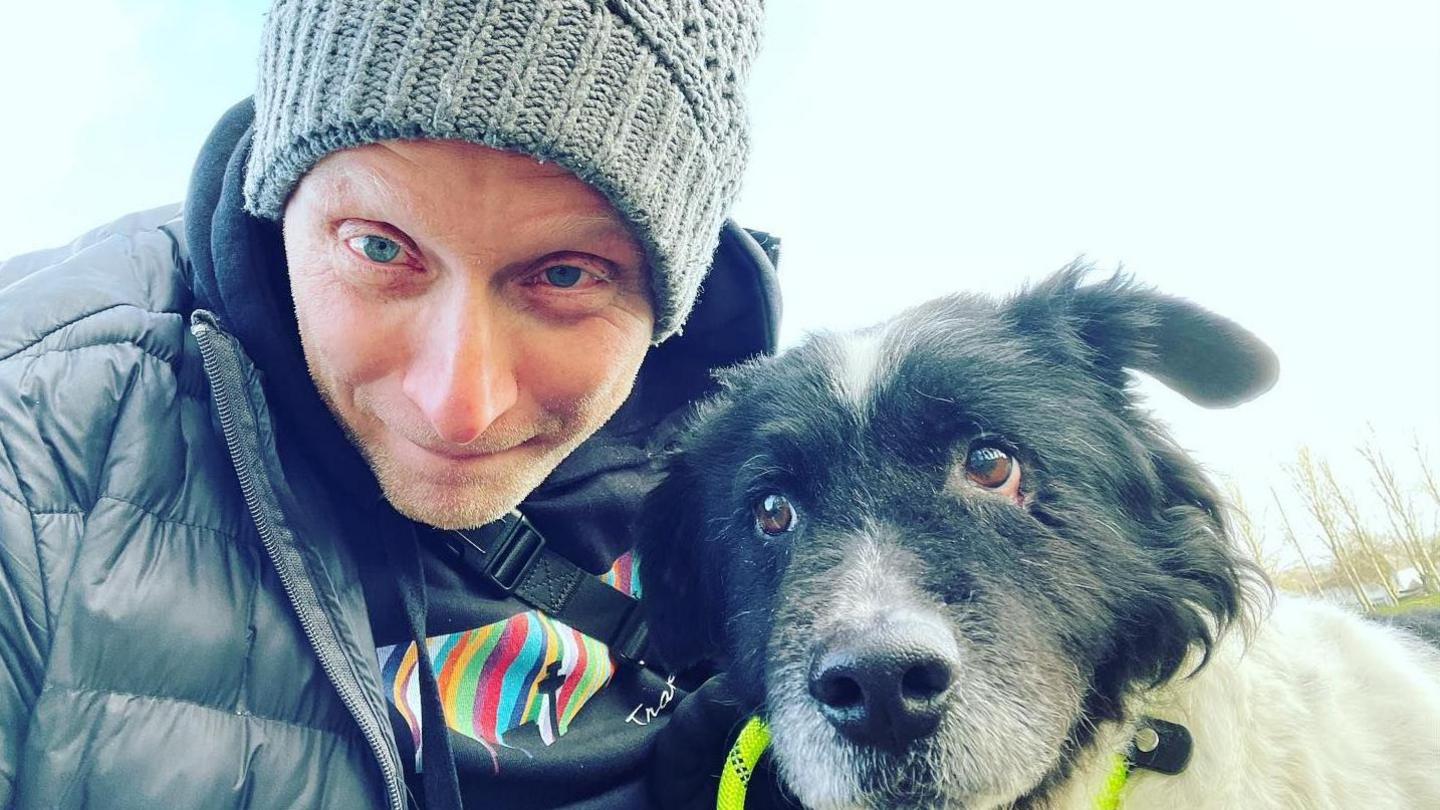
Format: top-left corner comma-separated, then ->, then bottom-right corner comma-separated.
0,1 -> 780,807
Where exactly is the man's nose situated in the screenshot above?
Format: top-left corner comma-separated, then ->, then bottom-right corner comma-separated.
402,303 -> 519,447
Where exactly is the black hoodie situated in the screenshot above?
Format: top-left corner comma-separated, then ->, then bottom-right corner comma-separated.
184,99 -> 780,808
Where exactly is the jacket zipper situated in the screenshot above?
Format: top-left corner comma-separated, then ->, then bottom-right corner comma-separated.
192,311 -> 406,810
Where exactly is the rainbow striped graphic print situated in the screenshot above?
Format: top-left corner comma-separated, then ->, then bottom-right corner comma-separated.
376,551 -> 644,772
600,551 -> 641,598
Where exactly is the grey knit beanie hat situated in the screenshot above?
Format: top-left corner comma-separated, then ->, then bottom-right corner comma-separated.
243,0 -> 763,340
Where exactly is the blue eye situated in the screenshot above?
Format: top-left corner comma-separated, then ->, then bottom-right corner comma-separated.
355,235 -> 402,263
544,265 -> 586,288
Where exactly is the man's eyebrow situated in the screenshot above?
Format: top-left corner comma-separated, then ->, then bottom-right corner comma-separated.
538,213 -> 642,250
308,166 -> 460,241
309,166 -> 409,209
308,163 -> 640,253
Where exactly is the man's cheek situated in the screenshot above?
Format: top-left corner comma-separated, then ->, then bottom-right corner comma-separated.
293,299 -> 382,423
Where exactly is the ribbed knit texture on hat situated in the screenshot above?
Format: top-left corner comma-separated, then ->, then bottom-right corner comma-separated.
244,0 -> 762,340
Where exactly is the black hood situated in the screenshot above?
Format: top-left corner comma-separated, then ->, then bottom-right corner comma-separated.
183,98 -> 781,569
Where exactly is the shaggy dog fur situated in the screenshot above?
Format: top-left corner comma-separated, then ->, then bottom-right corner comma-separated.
639,267 -> 1440,809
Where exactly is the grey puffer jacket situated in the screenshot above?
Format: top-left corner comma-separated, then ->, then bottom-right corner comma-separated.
0,107 -> 779,808
0,203 -> 407,809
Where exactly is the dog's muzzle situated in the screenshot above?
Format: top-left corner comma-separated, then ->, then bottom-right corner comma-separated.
807,613 -> 961,751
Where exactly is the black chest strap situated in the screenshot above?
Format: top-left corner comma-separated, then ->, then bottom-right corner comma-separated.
438,513 -> 653,669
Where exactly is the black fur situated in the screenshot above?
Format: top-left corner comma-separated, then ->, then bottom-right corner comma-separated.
638,266 -> 1276,807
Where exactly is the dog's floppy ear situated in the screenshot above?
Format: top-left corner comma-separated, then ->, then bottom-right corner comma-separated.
636,451 -> 725,671
1012,264 -> 1279,408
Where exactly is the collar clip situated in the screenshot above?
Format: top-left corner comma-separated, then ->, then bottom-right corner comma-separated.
1128,716 -> 1192,776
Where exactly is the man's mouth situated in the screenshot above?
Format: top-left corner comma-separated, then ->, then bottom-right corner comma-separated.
408,435 -> 536,461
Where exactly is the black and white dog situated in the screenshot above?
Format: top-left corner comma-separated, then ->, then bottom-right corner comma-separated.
639,268 -> 1440,809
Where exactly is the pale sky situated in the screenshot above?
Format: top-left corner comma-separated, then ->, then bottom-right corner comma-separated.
2,1 -> 1437,568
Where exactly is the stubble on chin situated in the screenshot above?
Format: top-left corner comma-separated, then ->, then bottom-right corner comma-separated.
365,444 -> 555,530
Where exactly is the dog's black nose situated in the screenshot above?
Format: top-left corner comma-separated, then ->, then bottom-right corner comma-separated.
808,622 -> 958,751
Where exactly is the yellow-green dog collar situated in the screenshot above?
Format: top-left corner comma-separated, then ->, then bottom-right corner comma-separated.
717,716 -> 772,810
716,716 -> 1131,810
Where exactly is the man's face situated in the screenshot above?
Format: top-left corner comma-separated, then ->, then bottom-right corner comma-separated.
282,140 -> 654,529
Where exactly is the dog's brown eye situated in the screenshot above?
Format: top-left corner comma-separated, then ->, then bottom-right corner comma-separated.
965,445 -> 1016,489
754,494 -> 796,536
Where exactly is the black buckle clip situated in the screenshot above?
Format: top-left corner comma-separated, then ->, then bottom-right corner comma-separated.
1128,717 -> 1192,776
611,604 -> 650,666
481,516 -> 547,594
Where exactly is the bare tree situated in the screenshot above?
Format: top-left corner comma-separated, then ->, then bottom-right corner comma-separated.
1416,438 -> 1440,548
1290,448 -> 1374,610
1271,487 -> 1324,598
1320,460 -> 1400,605
1418,439 -> 1440,510
1360,437 -> 1438,594
1227,485 -> 1271,568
